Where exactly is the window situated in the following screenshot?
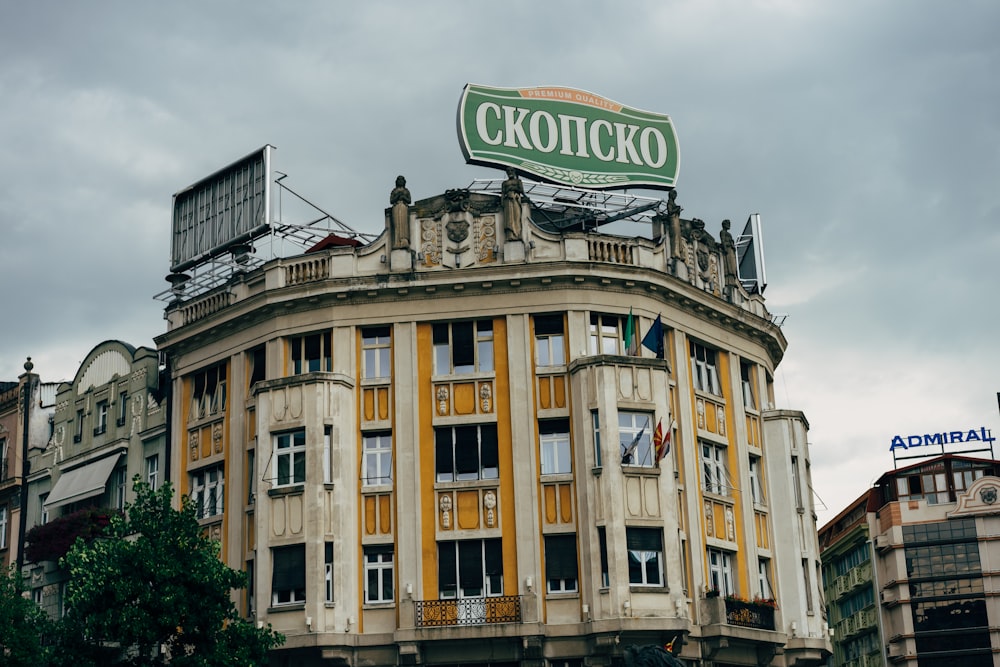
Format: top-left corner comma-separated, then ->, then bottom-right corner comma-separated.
275,430 -> 306,487
791,456 -> 803,508
701,441 -> 729,495
146,454 -> 160,490
592,411 -> 602,468
362,432 -> 392,486
272,544 -> 305,606
110,466 -> 127,510
325,542 -> 334,603
248,346 -> 266,388
433,320 -> 494,375
598,527 -> 609,587
364,545 -> 395,603
190,364 -> 227,418
534,314 -> 565,367
749,455 -> 765,505
690,341 -> 721,396
435,424 -> 499,482
539,419 -> 571,475
246,449 -> 256,504
740,360 -> 757,410
75,409 -> 84,443
117,391 -> 128,426
438,538 -> 503,598
362,327 -> 391,379
544,534 -> 578,593
0,439 -> 7,480
758,558 -> 773,599
802,558 -> 813,611
708,548 -> 735,595
94,401 -> 108,435
619,412 -> 653,467
627,528 -> 664,586
323,426 -> 331,485
39,493 -> 48,525
589,313 -> 622,355
0,506 -> 6,548
290,331 -> 332,374
191,464 -> 224,519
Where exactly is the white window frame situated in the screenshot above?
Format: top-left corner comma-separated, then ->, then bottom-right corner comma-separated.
749,454 -> 765,505
362,327 -> 391,380
111,465 -> 127,510
275,430 -> 306,487
146,454 -> 160,491
619,412 -> 654,467
325,542 -> 334,603
589,313 -> 622,355
95,400 -> 109,435
758,558 -> 773,599
708,548 -> 736,595
544,534 -> 579,593
191,464 -> 224,519
626,527 -> 664,587
271,544 -> 306,606
433,320 -> 494,375
592,411 -> 602,468
534,315 -> 565,367
0,438 -> 7,480
690,341 -> 721,396
364,546 -> 395,604
0,506 -> 7,548
117,390 -> 129,426
740,360 -> 757,410
362,432 -> 392,486
435,424 -> 499,483
438,539 -> 504,599
701,440 -> 729,496
39,493 -> 48,525
539,420 -> 571,475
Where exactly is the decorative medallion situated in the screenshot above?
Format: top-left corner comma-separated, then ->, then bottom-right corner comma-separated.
980,485 -> 998,505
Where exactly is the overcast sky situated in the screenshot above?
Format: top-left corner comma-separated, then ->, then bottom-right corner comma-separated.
2,1 -> 997,526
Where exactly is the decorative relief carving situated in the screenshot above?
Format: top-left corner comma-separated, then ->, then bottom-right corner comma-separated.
436,386 -> 450,416
697,399 -> 705,429
476,214 -> 497,262
420,218 -> 442,266
212,422 -> 223,453
439,494 -> 452,529
189,430 -> 200,461
717,406 -> 726,436
705,502 -> 714,537
725,506 -> 735,541
479,383 -> 492,412
483,490 -> 497,528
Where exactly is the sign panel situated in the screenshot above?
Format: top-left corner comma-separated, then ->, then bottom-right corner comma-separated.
170,146 -> 272,273
457,84 -> 680,190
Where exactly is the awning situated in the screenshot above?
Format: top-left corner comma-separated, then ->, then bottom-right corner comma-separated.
44,453 -> 121,510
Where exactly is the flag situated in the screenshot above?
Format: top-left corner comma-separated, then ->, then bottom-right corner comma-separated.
624,308 -> 638,356
621,418 -> 647,464
641,314 -> 664,359
654,419 -> 672,464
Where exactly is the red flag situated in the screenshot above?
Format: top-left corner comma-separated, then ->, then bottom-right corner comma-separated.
653,419 -> 664,462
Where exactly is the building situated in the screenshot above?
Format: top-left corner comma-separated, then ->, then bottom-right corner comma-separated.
0,359 -> 56,571
155,168 -> 831,666
819,453 -> 1000,667
21,340 -> 168,617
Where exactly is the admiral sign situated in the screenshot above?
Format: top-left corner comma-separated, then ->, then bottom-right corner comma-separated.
889,427 -> 995,451
458,84 -> 680,190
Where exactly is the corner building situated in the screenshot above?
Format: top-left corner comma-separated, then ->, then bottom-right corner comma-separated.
157,181 -> 830,666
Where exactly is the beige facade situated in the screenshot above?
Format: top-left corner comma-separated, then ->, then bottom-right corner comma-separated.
21,340 -> 168,618
157,183 -> 830,666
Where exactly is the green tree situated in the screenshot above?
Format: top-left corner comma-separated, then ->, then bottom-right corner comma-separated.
54,479 -> 282,667
0,565 -> 52,667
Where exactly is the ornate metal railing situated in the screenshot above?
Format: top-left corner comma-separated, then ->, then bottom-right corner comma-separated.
725,599 -> 776,630
415,596 -> 522,627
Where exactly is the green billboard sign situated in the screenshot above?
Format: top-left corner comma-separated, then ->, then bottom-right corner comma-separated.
457,84 -> 680,190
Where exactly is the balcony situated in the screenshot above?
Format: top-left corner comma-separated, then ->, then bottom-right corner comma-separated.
414,596 -> 522,627
725,598 -> 776,631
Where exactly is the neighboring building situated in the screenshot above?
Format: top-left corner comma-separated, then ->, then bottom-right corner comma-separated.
819,454 -> 1000,667
155,176 -> 831,666
21,340 -> 167,618
0,360 -> 56,571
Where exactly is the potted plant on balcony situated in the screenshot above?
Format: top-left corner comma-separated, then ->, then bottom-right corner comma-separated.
24,507 -> 114,564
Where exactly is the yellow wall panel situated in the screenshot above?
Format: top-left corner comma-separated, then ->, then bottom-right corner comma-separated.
539,377 -> 552,410
559,483 -> 573,523
456,490 -> 481,529
544,485 -> 557,524
377,387 -> 389,420
553,376 -> 566,409
379,494 -> 392,535
365,495 -> 377,536
453,382 -> 476,414
363,388 -> 375,422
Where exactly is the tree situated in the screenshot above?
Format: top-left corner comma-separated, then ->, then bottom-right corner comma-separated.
0,565 -> 52,667
54,479 -> 283,667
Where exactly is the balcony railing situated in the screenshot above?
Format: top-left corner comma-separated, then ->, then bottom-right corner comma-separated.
724,598 -> 776,631
415,595 -> 522,627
